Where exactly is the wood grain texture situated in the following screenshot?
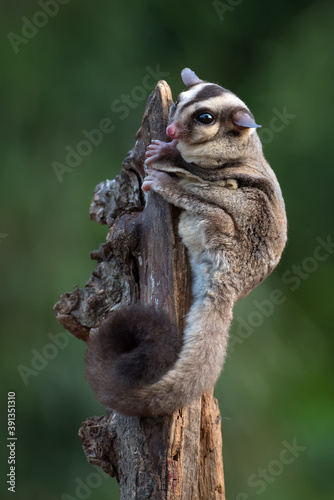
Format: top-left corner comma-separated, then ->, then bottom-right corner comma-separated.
55,80 -> 225,499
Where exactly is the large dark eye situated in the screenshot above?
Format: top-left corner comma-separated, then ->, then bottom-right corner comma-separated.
195,112 -> 215,125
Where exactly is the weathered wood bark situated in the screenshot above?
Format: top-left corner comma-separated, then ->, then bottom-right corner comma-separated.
54,80 -> 225,499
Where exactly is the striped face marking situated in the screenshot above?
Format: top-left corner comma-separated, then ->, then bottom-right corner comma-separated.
167,80 -> 260,166
169,83 -> 252,142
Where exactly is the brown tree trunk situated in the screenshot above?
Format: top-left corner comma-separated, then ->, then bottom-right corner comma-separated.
54,80 -> 225,500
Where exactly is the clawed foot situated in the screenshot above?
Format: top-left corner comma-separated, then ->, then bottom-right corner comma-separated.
143,139 -> 178,192
142,169 -> 172,193
144,139 -> 178,168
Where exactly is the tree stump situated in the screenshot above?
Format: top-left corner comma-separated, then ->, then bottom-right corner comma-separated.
54,79 -> 225,500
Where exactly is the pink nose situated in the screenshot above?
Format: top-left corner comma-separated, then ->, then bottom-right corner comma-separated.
166,123 -> 179,139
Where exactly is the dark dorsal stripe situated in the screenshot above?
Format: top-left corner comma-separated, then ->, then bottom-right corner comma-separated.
179,84 -> 229,113
195,84 -> 228,101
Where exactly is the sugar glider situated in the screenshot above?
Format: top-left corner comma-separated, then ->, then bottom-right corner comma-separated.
85,68 -> 287,416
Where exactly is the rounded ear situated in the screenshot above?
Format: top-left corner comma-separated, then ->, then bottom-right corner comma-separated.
181,68 -> 204,88
232,110 -> 262,129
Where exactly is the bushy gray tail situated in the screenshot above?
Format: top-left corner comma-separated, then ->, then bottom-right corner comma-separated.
85,301 -> 231,417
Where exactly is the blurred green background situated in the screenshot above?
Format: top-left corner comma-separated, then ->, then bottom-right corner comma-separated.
1,0 -> 333,499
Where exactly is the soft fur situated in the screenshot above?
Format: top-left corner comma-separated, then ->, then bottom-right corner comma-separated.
84,68 -> 287,417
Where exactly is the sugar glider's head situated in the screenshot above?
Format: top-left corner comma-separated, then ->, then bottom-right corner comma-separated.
167,68 -> 262,168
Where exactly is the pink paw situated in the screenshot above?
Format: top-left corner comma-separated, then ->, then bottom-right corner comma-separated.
142,169 -> 172,193
144,139 -> 177,168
